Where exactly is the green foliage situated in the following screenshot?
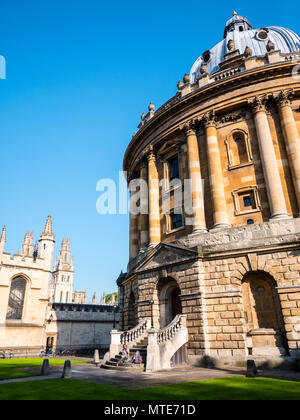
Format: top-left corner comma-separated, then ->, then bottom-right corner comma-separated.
105,292 -> 118,304
0,377 -> 300,400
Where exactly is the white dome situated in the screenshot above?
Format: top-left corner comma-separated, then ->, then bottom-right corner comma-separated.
190,15 -> 300,83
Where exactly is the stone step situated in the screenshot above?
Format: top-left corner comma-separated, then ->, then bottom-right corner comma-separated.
106,360 -> 119,366
101,363 -> 144,372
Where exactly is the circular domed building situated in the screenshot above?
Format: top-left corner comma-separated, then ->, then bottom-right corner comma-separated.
115,13 -> 300,371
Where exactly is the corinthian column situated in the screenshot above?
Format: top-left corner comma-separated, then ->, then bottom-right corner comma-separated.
249,95 -> 289,219
204,112 -> 230,229
183,121 -> 207,233
276,90 -> 300,215
129,181 -> 139,259
140,160 -> 149,248
147,147 -> 161,246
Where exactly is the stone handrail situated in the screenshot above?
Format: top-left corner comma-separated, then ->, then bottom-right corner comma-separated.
146,314 -> 188,372
121,318 -> 151,345
157,314 -> 187,344
105,318 -> 151,361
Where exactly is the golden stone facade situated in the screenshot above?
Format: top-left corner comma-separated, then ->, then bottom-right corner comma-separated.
119,14 -> 300,366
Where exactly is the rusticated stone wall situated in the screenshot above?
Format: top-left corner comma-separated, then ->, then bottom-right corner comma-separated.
122,219 -> 300,364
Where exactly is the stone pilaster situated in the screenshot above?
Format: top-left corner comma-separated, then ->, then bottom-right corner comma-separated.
203,112 -> 230,230
276,89 -> 300,215
249,95 -> 289,220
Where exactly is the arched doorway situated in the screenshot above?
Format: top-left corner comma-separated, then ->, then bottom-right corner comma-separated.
157,278 -> 182,329
242,271 -> 288,356
155,277 -> 187,367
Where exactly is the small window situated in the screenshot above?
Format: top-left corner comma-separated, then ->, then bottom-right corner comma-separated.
243,196 -> 252,207
240,191 -> 256,210
170,213 -> 183,230
239,26 -> 244,32
256,30 -> 268,40
202,50 -> 211,63
232,186 -> 261,217
247,219 -> 254,225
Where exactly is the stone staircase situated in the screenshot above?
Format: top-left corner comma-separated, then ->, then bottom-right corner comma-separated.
101,336 -> 148,371
103,315 -> 188,372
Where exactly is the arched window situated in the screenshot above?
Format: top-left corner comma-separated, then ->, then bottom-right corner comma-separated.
6,276 -> 27,320
225,129 -> 252,169
233,134 -> 248,164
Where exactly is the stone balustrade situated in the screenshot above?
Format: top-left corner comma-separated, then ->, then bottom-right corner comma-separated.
157,314 -> 187,344
105,318 -> 151,361
146,314 -> 188,372
120,318 -> 151,345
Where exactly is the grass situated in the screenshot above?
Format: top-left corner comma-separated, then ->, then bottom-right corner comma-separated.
0,376 -> 300,400
0,358 -> 86,380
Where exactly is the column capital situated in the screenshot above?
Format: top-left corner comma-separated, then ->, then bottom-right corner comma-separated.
248,94 -> 268,114
202,110 -> 218,129
274,89 -> 295,108
143,145 -> 156,163
179,120 -> 197,137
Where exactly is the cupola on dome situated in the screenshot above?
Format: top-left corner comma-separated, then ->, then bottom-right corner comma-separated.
189,13 -> 300,83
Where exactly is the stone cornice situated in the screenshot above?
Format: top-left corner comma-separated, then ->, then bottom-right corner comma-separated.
124,61 -> 300,174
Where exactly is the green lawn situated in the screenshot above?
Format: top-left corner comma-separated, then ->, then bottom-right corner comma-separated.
0,358 -> 85,380
0,377 -> 300,400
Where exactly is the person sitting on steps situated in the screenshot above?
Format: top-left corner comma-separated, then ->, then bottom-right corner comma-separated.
117,344 -> 130,366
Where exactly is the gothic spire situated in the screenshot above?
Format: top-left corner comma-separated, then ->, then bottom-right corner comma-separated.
40,215 -> 54,239
0,225 -> 6,255
0,225 -> 6,244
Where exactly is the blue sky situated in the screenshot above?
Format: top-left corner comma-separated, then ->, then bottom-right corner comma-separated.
0,0 -> 299,301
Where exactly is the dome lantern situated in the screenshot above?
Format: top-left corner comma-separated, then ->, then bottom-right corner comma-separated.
223,13 -> 253,38
189,14 -> 300,84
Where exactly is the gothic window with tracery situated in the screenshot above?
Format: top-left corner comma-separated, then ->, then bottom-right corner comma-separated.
6,276 -> 27,320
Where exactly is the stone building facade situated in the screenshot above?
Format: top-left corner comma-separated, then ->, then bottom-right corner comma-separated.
45,303 -> 120,354
0,217 -> 56,356
118,14 -> 300,366
0,216 -> 118,356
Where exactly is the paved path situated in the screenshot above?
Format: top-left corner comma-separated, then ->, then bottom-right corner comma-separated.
1,364 -> 299,389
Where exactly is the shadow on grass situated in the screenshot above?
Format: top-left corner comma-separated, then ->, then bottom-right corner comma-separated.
0,358 -> 86,380
0,377 -> 300,400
